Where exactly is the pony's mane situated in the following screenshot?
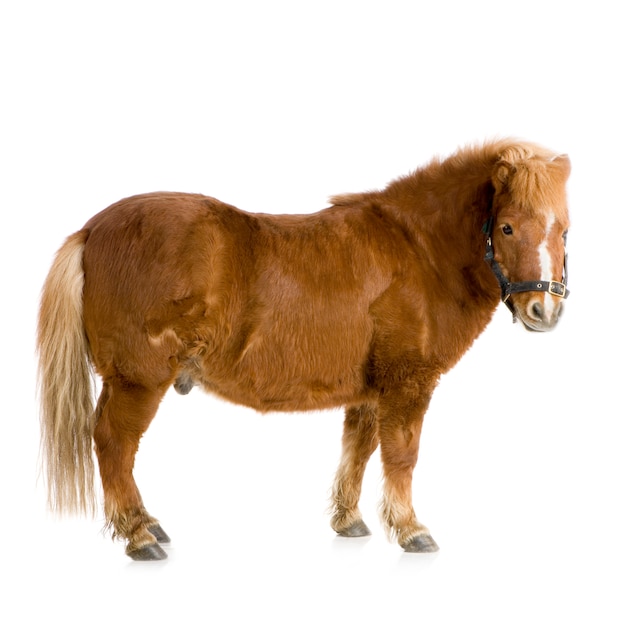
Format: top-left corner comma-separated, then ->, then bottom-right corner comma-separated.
330,139 -> 569,219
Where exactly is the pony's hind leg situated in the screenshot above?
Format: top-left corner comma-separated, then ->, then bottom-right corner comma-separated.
93,380 -> 169,560
330,404 -> 379,537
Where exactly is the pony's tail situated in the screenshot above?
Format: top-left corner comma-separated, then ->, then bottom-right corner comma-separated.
37,229 -> 97,516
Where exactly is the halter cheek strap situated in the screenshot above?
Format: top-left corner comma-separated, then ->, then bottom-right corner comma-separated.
482,216 -> 570,321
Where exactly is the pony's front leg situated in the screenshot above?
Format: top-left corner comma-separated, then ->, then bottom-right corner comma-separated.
93,381 -> 169,560
377,385 -> 439,553
330,404 -> 379,537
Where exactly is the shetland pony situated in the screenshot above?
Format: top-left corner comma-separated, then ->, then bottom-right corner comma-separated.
37,140 -> 570,560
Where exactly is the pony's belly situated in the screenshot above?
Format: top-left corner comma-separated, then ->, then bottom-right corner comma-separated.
192,308 -> 374,412
197,360 -> 369,413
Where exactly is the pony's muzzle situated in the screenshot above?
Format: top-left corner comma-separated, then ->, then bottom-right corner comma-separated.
521,295 -> 563,331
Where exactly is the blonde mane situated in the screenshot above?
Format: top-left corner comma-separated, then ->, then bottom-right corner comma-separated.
330,139 -> 570,222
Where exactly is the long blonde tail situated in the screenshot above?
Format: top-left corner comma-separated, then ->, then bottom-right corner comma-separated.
37,229 -> 97,516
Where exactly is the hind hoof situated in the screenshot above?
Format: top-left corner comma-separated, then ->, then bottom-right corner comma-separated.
401,533 -> 439,553
127,542 -> 168,561
148,524 -> 171,544
336,519 -> 372,537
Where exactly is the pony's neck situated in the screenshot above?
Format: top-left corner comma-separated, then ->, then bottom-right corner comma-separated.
370,150 -> 502,316
386,149 -> 496,225
382,153 -> 497,276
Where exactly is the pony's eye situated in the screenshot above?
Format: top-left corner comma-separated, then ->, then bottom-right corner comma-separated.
502,224 -> 513,235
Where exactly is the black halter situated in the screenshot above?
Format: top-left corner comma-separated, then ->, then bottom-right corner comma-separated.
483,215 -> 570,322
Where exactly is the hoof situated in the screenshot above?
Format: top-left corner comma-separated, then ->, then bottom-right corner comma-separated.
336,519 -> 372,538
401,533 -> 439,553
148,524 -> 171,544
127,542 -> 168,561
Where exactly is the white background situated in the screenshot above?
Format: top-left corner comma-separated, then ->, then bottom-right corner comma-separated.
1,1 -> 624,624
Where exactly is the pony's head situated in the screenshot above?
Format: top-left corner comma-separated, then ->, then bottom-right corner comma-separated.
487,144 -> 571,331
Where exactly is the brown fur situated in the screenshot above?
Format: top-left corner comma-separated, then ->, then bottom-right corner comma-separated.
37,139 -> 570,557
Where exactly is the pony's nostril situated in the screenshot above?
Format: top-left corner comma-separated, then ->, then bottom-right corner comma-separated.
532,302 -> 544,320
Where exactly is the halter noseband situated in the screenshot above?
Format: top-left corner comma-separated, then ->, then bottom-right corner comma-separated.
483,215 -> 570,322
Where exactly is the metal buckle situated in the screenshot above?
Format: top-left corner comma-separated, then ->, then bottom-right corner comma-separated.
548,281 -> 566,297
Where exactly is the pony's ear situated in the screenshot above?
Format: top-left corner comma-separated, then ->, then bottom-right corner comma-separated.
551,153 -> 571,179
492,160 -> 514,192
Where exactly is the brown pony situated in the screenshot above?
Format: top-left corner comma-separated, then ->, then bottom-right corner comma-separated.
37,139 -> 571,560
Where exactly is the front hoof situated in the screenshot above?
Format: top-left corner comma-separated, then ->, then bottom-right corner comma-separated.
336,519 -> 372,537
127,542 -> 168,561
401,533 -> 439,553
148,524 -> 171,544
